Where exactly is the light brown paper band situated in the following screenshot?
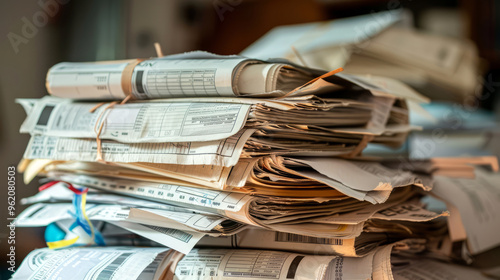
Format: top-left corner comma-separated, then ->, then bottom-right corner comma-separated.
121,59 -> 144,98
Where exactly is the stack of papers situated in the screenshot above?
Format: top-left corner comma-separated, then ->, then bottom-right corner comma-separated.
12,22 -> 499,280
19,52 -> 431,164
17,241 -> 493,280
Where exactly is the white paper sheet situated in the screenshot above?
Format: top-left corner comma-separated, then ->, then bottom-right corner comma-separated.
112,221 -> 204,255
50,173 -> 254,212
432,168 -> 500,254
11,247 -> 169,280
23,129 -> 255,167
132,58 -> 249,98
174,248 -> 333,280
19,97 -> 251,143
128,208 -> 226,232
46,61 -> 131,99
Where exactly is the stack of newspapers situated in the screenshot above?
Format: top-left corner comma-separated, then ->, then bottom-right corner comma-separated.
12,50 -> 499,279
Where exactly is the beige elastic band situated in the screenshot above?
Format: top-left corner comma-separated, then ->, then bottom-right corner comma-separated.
154,42 -> 164,57
89,43 -> 165,162
89,102 -> 106,113
121,59 -> 144,98
119,94 -> 133,105
92,101 -> 118,162
89,96 -> 134,162
120,42 -> 163,98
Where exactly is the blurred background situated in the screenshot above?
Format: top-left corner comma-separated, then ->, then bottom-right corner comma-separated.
1,0 -> 500,278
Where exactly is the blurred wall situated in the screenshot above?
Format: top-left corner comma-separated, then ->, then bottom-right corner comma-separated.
0,0 -> 62,262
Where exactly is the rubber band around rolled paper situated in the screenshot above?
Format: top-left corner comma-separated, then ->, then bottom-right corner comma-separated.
87,43 -> 165,162
121,59 -> 144,96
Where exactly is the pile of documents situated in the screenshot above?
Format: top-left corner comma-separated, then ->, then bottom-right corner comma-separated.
12,35 -> 499,279
242,10 -> 483,103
